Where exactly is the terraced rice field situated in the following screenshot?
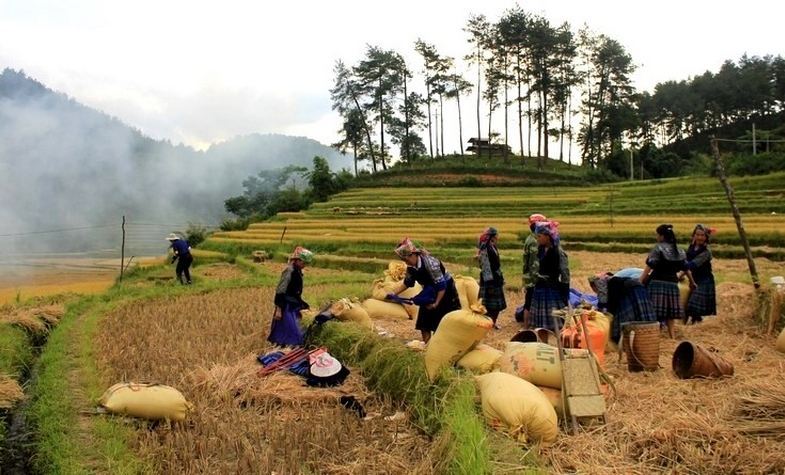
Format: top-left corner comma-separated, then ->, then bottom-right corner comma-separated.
207,173 -> 785,263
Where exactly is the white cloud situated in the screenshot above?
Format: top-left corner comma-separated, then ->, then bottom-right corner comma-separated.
1,0 -> 783,152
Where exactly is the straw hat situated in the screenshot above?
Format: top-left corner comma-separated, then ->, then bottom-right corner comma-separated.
309,351 -> 342,378
166,233 -> 180,241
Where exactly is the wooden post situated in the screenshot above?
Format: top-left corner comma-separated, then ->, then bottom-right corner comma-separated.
120,215 -> 126,282
279,226 -> 287,244
710,137 -> 760,288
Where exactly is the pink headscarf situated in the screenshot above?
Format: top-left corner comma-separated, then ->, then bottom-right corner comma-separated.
535,220 -> 561,246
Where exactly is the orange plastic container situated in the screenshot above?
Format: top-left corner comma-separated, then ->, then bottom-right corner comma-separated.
560,314 -> 607,367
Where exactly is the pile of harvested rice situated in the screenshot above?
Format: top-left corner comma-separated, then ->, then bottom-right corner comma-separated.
0,374 -> 24,409
0,304 -> 65,333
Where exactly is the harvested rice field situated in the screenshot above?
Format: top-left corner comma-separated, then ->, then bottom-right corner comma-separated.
4,248 -> 783,473
7,185 -> 785,474
95,287 -> 434,474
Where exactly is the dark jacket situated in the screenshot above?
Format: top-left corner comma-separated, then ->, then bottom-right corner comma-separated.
274,264 -> 308,310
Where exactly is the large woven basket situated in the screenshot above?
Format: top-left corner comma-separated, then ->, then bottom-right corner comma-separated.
621,322 -> 660,372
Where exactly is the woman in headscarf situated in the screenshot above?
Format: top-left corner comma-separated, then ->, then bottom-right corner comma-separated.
477,227 -> 506,329
640,224 -> 695,338
268,246 -> 313,347
530,221 -> 570,334
390,238 -> 461,343
520,213 -> 547,327
682,224 -> 716,324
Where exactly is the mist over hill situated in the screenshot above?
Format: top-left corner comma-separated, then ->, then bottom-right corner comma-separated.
0,68 -> 347,255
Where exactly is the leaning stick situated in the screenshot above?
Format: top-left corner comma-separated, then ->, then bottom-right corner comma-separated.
710,137 -> 760,289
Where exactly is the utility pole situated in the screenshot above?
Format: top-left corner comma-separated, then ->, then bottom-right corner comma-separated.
120,215 -> 126,282
752,123 -> 757,155
629,148 -> 634,180
640,153 -> 644,180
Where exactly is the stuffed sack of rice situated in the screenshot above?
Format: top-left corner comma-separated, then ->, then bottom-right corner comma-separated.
536,385 -> 564,419
453,275 -> 480,310
362,298 -> 410,320
678,279 -> 691,310
370,279 -> 421,318
385,260 -> 408,282
99,383 -> 192,421
457,343 -> 503,373
330,298 -> 373,329
424,305 -> 493,381
475,372 -> 558,445
499,342 -> 562,389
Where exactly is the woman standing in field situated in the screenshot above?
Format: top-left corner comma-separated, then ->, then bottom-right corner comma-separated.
391,238 -> 461,343
268,246 -> 313,347
682,224 -> 717,324
520,213 -> 547,327
530,221 -> 570,335
640,224 -> 695,339
477,227 -> 506,329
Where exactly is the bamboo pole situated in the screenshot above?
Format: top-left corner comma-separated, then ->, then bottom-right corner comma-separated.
710,137 -> 760,288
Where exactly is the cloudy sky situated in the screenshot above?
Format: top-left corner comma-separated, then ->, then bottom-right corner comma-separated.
1,0 -> 783,153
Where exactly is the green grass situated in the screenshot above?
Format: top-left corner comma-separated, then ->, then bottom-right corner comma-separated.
27,296 -> 151,474
306,319 -> 537,473
0,323 -> 33,381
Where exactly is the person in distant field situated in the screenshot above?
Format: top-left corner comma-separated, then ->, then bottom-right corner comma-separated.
167,233 -> 193,285
520,213 -> 547,327
268,246 -> 313,347
477,227 -> 506,329
529,221 -> 570,337
589,267 -> 656,344
390,238 -> 461,343
640,224 -> 695,339
681,224 -> 717,324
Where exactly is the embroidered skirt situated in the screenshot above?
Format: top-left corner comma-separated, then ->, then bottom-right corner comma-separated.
479,279 -> 507,314
647,279 -> 683,322
686,275 -> 716,318
530,286 -> 567,331
612,285 -> 656,342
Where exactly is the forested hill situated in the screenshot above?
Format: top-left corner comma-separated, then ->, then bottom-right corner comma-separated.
0,68 -> 347,254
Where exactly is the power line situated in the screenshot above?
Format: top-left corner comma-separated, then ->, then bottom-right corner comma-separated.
0,224 -> 115,238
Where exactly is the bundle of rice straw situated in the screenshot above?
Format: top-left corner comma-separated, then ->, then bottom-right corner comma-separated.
0,374 -> 24,409
731,379 -> 785,439
3,311 -> 47,333
34,305 -> 65,325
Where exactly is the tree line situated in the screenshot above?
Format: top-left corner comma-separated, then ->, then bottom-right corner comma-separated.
331,6 -> 785,176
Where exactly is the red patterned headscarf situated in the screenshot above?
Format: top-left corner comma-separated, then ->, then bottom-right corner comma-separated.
477,226 -> 498,248
394,237 -> 424,258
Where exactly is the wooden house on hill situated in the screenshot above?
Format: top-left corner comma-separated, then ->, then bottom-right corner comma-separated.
467,137 -> 512,156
